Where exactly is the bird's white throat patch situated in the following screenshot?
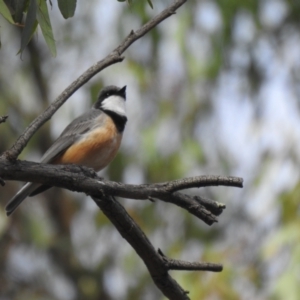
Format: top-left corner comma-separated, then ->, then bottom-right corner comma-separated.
101,95 -> 126,116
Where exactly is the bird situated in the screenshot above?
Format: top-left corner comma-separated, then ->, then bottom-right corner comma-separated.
6,85 -> 127,216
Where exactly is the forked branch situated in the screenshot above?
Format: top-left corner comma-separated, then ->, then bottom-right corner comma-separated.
93,195 -> 223,300
0,160 -> 243,225
0,160 -> 242,299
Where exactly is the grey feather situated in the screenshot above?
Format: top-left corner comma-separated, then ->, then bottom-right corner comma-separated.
41,109 -> 104,163
6,183 -> 40,216
6,109 -> 106,216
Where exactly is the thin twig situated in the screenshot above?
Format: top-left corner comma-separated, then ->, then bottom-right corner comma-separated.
158,249 -> 223,272
95,175 -> 243,196
165,259 -> 223,272
4,0 -> 187,161
163,192 -> 218,225
157,176 -> 243,192
193,195 -> 226,216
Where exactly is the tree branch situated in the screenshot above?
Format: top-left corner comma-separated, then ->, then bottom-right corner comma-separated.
158,249 -> 223,272
3,0 -> 187,161
0,160 -> 242,225
93,194 -> 190,300
0,115 -> 8,185
0,157 -> 238,298
0,159 -> 242,299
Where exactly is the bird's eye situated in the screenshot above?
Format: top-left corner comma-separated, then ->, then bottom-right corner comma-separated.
106,92 -> 110,97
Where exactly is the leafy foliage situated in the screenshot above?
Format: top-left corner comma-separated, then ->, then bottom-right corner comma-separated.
36,0 -> 55,56
0,0 -> 153,54
57,0 -> 77,19
0,0 -> 14,23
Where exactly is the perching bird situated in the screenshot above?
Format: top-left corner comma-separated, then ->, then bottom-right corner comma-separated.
6,85 -> 127,216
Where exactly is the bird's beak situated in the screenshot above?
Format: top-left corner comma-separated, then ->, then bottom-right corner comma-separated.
118,85 -> 127,99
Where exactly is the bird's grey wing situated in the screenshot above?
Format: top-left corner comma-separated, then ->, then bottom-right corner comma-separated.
5,135 -> 77,215
40,136 -> 77,163
26,136 -> 77,197
32,110 -> 105,196
58,109 -> 103,137
6,110 -> 105,215
40,109 -> 104,163
6,182 -> 40,216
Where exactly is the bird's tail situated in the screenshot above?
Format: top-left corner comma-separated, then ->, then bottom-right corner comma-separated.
6,183 -> 40,216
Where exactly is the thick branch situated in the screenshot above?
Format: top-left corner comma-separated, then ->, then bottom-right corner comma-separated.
0,160 -> 242,225
3,0 -> 187,161
93,194 -> 190,300
0,160 -> 241,298
0,157 -> 236,298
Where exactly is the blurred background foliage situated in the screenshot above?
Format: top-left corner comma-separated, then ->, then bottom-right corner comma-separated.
1,0 -> 300,299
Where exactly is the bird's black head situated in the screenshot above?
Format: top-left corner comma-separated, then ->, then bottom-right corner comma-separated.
93,85 -> 127,132
93,85 -> 126,110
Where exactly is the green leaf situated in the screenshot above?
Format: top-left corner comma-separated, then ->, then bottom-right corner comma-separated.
0,0 -> 15,24
37,0 -> 56,56
20,0 -> 37,54
57,0 -> 76,19
14,0 -> 28,23
147,0 -> 153,9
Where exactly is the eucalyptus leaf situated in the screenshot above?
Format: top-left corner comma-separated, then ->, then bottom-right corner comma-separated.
20,0 -> 37,53
0,0 -> 14,24
147,0 -> 153,9
14,0 -> 27,23
37,0 -> 56,56
57,0 -> 76,19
